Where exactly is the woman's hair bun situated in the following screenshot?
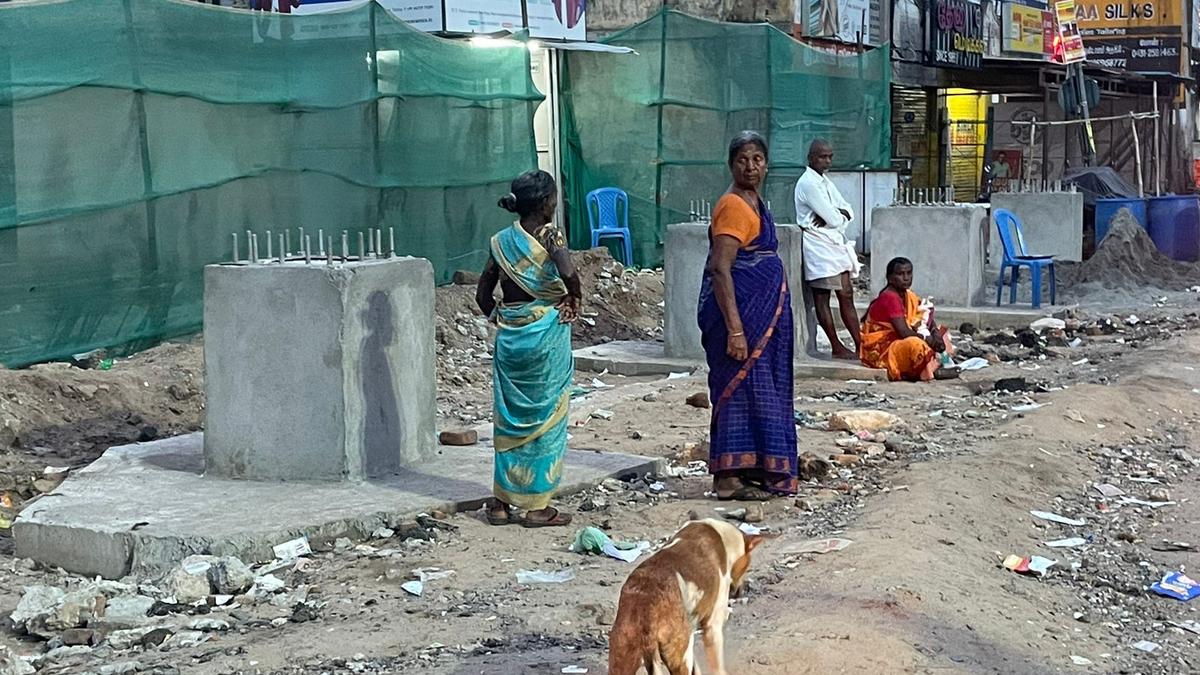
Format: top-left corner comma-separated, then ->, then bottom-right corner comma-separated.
498,192 -> 519,213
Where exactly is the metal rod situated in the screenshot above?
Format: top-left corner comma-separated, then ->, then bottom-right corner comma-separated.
250,233 -> 259,263
375,229 -> 383,259
266,230 -> 273,260
358,231 -> 365,261
1130,113 -> 1145,198
341,230 -> 349,262
327,235 -> 334,266
285,229 -> 291,257
231,232 -> 240,263
366,229 -> 375,257
278,234 -> 285,263
388,227 -> 395,257
298,227 -> 304,254
304,235 -> 311,265
1153,80 -> 1161,196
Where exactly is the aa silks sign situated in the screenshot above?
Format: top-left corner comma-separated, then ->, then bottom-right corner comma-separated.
930,0 -> 986,68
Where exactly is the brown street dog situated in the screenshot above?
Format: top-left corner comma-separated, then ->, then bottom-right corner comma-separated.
607,516 -> 766,675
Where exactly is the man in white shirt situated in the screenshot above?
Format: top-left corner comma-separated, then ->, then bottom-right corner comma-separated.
794,139 -> 862,360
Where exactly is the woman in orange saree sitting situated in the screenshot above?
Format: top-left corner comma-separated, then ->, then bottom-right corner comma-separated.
860,257 -> 956,381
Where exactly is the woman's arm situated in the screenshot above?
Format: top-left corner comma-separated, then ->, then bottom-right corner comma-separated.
476,256 -> 500,317
541,226 -> 582,322
706,235 -> 748,361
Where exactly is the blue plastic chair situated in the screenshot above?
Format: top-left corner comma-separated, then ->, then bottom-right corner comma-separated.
994,208 -> 1056,309
586,188 -> 633,266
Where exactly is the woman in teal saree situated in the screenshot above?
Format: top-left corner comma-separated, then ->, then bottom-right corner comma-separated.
476,171 -> 581,528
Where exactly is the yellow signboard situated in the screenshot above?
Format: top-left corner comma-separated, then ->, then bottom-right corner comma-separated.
1006,3 -> 1048,53
1071,0 -> 1182,31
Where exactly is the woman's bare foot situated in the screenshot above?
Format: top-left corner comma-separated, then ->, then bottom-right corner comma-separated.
831,347 -> 858,361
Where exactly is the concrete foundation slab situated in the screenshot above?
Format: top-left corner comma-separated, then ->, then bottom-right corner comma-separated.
13,433 -> 662,580
871,205 -> 988,307
573,340 -> 886,381
203,257 -> 436,481
664,222 -> 817,361
990,192 -> 1084,262
936,305 -> 1057,330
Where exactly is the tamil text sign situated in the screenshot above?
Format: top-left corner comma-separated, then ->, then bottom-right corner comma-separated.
1055,0 -> 1089,62
931,0 -> 985,68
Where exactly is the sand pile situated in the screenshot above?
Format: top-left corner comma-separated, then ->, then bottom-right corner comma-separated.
1063,208 -> 1200,291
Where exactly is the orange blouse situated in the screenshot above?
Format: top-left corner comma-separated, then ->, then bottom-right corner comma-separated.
709,193 -> 761,248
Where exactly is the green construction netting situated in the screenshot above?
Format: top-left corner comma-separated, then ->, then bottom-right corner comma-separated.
560,10 -> 891,267
0,0 -> 542,367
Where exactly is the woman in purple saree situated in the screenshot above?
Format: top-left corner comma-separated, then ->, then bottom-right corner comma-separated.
698,132 -> 798,501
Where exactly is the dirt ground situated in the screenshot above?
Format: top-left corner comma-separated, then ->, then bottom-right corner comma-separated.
2,248 -> 1200,674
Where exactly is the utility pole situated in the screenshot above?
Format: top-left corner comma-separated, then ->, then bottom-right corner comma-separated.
1073,63 -> 1096,166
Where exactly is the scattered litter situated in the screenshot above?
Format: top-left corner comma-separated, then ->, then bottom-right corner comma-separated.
1119,497 -> 1175,509
562,667 -> 589,674
1151,541 -> 1195,552
1068,338 -> 1083,348
589,409 -> 614,421
957,357 -> 990,371
1128,476 -> 1162,484
43,466 -> 70,476
413,568 -> 455,583
737,523 -> 762,535
570,527 -> 651,564
516,569 -> 576,584
1072,358 -> 1089,366
845,379 -> 877,384
1064,410 -> 1086,424
666,372 -> 690,380
1003,554 -> 1057,577
1044,537 -> 1088,549
1011,403 -> 1046,413
1030,510 -> 1086,526
371,527 -> 395,540
1170,620 -> 1200,636
1030,318 -> 1066,331
1125,315 -> 1140,325
1093,483 -> 1124,498
648,481 -> 666,493
590,378 -> 613,389
786,538 -> 853,555
1131,640 -> 1159,653
1069,655 -> 1092,666
273,537 -> 312,561
400,581 -> 423,597
1150,572 -> 1200,601
664,461 -> 708,478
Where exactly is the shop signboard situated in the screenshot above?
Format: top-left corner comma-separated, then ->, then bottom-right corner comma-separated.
1004,1 -> 1053,55
930,0 -> 986,68
1071,0 -> 1182,72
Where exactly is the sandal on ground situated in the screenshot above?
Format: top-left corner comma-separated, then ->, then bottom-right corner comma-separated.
521,507 -> 573,528
716,485 -> 775,502
934,366 -> 961,380
486,503 -> 512,526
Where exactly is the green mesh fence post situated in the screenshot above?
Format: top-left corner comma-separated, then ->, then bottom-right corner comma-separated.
123,0 -> 166,352
652,8 -> 668,260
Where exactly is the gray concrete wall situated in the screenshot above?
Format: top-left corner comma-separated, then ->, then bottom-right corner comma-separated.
664,222 -> 816,360
989,192 -> 1084,262
870,205 -> 988,307
203,257 -> 436,482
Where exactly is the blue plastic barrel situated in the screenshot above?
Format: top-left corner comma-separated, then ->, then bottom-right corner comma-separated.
1147,195 -> 1200,262
1095,198 -> 1147,246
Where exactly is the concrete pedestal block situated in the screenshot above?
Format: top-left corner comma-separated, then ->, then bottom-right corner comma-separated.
990,192 -> 1084,262
871,205 -> 988,307
664,222 -> 816,360
203,258 -> 437,481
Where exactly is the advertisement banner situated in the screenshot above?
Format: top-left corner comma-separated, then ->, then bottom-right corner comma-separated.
795,0 -> 875,44
1055,0 -> 1089,63
380,1 -> 586,39
1004,2 -> 1049,54
930,0 -> 986,68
